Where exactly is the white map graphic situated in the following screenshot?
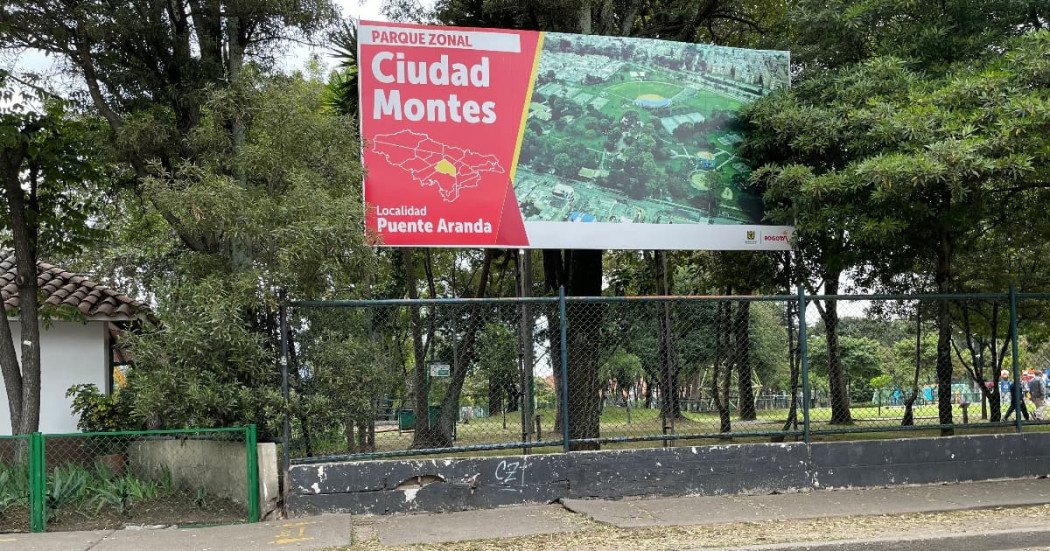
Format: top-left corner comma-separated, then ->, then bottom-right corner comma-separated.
371,130 -> 505,202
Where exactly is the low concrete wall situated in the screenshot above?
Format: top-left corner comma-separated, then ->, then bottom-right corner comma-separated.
286,432 -> 1050,516
130,439 -> 249,504
128,439 -> 280,515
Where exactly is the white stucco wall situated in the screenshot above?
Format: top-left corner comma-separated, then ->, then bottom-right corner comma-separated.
0,320 -> 107,435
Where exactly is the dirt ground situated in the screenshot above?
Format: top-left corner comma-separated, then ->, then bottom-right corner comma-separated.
339,503 -> 1050,551
48,494 -> 245,532
0,495 -> 245,533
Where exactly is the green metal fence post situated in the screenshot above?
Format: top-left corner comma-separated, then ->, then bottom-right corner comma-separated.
29,432 -> 45,532
559,285 -> 570,453
246,424 -> 259,523
798,285 -> 811,444
1010,284 -> 1022,434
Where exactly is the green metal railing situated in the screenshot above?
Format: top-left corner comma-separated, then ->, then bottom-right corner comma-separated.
0,426 -> 258,533
284,286 -> 1050,464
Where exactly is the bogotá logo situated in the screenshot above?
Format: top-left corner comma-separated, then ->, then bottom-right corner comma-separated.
763,230 -> 789,243
745,230 -> 757,244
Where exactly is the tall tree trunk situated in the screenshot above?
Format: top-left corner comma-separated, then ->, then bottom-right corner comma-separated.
428,251 -> 496,447
488,379 -> 504,417
902,309 -> 923,427
935,228 -> 955,434
566,250 -> 602,450
620,0 -> 643,36
901,341 -> 923,427
777,296 -> 800,439
822,275 -> 853,425
405,250 -> 433,448
518,250 -> 535,441
546,302 -> 564,433
713,300 -> 732,434
577,2 -> 592,34
653,251 -> 681,421
543,249 -> 603,450
735,301 -> 756,421
0,147 -> 41,434
356,419 -> 372,453
288,335 -> 313,457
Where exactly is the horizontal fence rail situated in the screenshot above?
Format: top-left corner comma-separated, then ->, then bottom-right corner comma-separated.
0,427 -> 258,533
283,287 -> 1050,465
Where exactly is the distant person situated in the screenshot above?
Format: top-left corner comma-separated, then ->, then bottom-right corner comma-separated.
1031,370 -> 1047,420
1002,370 -> 1030,422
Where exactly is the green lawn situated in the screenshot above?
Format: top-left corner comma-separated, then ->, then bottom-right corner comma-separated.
296,402 -> 1045,461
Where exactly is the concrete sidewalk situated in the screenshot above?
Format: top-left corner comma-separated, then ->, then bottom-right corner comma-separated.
1,478 -> 1048,550
0,517 -> 355,551
367,478 -> 1050,546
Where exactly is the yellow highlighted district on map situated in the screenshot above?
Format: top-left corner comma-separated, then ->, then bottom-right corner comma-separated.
435,158 -> 457,177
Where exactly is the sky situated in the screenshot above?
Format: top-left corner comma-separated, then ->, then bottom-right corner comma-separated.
282,0 -> 389,70
3,0 -> 392,96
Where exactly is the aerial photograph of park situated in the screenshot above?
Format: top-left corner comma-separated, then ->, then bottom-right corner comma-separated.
515,33 -> 789,225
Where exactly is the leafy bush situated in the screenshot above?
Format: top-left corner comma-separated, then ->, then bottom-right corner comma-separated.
66,384 -> 135,433
46,465 -> 90,521
47,463 -> 179,519
0,463 -> 29,517
89,473 -> 162,516
122,277 -> 280,433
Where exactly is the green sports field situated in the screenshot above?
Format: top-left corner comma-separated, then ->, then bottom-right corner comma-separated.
605,80 -> 683,101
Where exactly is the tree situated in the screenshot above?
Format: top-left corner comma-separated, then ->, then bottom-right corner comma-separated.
297,310 -> 397,454
124,277 -> 277,430
890,333 -> 938,426
780,0 -> 1047,76
2,1 -> 354,435
747,3 -> 1050,432
808,336 -> 884,404
475,320 -> 522,422
125,71 -> 371,433
553,153 -> 575,177
0,87 -> 107,434
600,348 -> 643,423
870,374 -> 893,417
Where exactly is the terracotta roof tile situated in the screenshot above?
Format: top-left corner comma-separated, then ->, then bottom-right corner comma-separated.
0,251 -> 148,320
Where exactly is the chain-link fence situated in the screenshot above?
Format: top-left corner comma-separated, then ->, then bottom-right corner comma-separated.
0,428 -> 258,533
285,290 -> 1050,464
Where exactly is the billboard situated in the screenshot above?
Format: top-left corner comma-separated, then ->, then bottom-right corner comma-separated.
359,21 -> 793,250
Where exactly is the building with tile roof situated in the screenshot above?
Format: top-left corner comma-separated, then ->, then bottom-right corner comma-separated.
0,251 -> 149,434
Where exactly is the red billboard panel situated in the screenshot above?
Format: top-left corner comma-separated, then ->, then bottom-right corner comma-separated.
359,21 -> 793,250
